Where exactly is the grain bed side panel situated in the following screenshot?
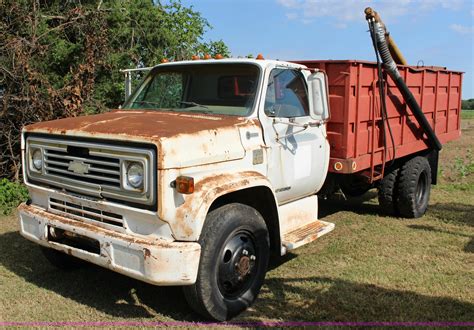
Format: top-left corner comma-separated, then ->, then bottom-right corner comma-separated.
293,60 -> 462,174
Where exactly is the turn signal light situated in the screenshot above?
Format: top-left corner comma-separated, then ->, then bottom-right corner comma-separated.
175,176 -> 194,194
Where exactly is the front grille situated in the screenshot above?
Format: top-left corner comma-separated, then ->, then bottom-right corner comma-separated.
49,197 -> 124,228
25,135 -> 156,207
44,147 -> 121,188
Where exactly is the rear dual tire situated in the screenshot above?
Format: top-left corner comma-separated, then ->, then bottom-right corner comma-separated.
397,156 -> 431,218
378,156 -> 431,218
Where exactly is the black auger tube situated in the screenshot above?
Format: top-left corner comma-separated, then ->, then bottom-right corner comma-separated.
372,21 -> 442,151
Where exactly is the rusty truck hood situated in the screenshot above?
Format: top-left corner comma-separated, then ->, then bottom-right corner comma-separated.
24,110 -> 256,169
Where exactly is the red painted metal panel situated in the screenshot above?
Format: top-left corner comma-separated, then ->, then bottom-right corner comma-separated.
292,60 -> 463,176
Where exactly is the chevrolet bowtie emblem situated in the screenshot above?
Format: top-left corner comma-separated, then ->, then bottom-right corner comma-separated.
68,160 -> 90,175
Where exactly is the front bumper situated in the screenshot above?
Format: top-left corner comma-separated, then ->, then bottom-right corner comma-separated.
18,203 -> 201,285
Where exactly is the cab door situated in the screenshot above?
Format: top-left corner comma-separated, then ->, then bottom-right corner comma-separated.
259,66 -> 329,204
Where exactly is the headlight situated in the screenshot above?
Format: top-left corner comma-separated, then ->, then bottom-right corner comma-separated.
32,149 -> 43,170
126,162 -> 144,188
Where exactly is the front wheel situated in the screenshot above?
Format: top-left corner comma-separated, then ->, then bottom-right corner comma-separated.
183,203 -> 270,321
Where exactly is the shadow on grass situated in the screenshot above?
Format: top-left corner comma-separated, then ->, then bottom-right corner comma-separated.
244,276 -> 474,322
407,224 -> 474,254
407,224 -> 472,238
2,229 -> 473,322
465,239 -> 474,253
0,231 -> 198,320
319,190 -> 384,219
428,203 -> 474,227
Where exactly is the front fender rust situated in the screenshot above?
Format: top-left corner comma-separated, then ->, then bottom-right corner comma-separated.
170,171 -> 273,241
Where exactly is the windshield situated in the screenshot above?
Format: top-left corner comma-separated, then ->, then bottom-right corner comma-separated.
123,63 -> 260,116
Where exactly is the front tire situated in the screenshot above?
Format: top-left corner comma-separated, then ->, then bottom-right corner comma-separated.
183,203 -> 270,321
397,156 -> 432,218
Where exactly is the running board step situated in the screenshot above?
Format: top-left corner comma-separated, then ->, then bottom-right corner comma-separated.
282,220 -> 335,251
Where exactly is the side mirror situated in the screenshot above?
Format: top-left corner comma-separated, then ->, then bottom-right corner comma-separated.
308,71 -> 330,121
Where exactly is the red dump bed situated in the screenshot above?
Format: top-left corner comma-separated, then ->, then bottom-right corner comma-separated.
294,60 -> 463,175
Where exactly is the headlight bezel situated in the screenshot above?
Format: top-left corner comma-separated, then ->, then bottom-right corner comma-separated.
121,159 -> 146,192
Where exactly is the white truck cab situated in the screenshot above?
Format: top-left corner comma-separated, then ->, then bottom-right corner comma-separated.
18,58 -> 334,321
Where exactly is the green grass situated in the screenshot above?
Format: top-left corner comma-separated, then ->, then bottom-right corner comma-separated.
1,119 -> 473,324
461,109 -> 474,120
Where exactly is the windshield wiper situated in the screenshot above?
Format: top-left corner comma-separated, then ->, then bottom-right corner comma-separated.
131,100 -> 163,106
180,101 -> 209,109
187,109 -> 215,114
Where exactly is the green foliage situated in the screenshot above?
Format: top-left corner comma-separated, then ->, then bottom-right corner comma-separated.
0,0 -> 230,180
461,99 -> 474,110
0,179 -> 28,215
197,40 -> 231,58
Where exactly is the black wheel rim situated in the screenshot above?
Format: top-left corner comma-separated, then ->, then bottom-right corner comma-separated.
416,171 -> 428,205
217,230 -> 258,299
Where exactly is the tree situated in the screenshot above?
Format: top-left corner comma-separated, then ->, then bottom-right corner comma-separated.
461,99 -> 474,110
0,0 -> 229,180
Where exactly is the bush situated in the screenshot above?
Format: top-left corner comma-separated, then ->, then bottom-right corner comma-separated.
462,99 -> 474,110
0,179 -> 29,215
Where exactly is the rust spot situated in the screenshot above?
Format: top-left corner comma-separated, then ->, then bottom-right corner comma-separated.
143,248 -> 151,260
19,203 -> 175,248
172,171 -> 266,238
24,110 -> 246,142
237,256 -> 250,276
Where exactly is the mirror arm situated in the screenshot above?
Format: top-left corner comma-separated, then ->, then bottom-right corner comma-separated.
298,67 -> 318,73
272,118 -> 325,142
275,126 -> 308,142
272,118 -> 308,128
308,120 -> 324,127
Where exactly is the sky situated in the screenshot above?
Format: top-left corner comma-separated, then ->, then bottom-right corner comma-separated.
179,0 -> 474,99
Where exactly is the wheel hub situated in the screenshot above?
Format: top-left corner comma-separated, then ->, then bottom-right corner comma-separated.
236,255 -> 251,277
218,231 -> 257,297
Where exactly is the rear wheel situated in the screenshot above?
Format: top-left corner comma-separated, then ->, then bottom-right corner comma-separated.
378,167 -> 400,216
183,203 -> 270,321
397,156 -> 431,218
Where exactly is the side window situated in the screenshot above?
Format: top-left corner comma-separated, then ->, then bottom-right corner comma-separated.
264,69 -> 309,118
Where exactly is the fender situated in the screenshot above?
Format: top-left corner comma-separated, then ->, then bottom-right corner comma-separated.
163,171 -> 277,241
